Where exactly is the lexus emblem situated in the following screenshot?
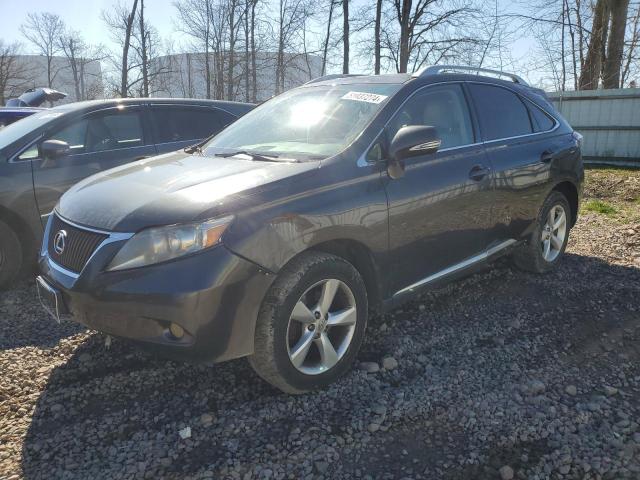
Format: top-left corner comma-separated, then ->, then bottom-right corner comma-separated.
53,230 -> 67,255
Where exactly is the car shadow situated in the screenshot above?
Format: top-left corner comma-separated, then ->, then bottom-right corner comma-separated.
0,279 -> 85,351
17,253 -> 640,479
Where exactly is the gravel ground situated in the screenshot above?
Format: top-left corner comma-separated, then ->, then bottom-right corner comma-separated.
1,169 -> 639,480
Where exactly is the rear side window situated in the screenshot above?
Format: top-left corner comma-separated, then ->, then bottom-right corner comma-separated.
528,102 -> 555,132
468,84 -> 532,141
152,106 -> 236,144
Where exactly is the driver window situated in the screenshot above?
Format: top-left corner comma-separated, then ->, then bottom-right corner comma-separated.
22,110 -> 145,160
388,84 -> 474,150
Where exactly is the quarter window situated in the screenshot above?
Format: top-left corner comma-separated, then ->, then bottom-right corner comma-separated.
468,84 -> 533,141
528,102 -> 555,132
387,84 -> 474,150
152,107 -> 236,143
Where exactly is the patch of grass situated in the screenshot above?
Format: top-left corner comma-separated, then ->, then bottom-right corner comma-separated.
583,199 -> 617,215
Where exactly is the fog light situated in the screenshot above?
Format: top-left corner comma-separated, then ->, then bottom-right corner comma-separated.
169,322 -> 184,339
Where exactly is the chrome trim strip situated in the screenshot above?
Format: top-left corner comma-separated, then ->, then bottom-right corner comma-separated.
54,212 -> 123,235
393,239 -> 516,297
48,258 -> 81,279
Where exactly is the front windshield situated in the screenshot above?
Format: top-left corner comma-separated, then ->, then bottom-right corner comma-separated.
0,108 -> 68,150
203,83 -> 401,160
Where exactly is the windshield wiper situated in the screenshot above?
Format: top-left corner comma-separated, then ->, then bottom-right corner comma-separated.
214,151 -> 298,163
184,131 -> 220,155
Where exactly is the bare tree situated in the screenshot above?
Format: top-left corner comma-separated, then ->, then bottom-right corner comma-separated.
321,0 -> 336,75
102,0 -> 139,97
174,0 -> 214,98
275,0 -> 309,94
0,41 -> 32,105
58,30 -> 104,101
387,0 -> 473,73
20,12 -> 65,89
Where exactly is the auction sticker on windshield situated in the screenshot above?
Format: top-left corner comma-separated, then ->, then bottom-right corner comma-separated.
341,91 -> 388,104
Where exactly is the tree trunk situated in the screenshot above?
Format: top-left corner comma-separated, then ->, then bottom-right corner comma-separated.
276,1 -> 284,95
205,0 -> 211,99
140,0 -> 149,97
244,3 -> 250,102
342,0 -> 349,74
121,0 -> 139,97
227,1 -> 236,100
374,0 -> 382,74
321,0 -> 335,76
251,0 -> 257,102
578,0 -> 609,90
602,0 -> 630,89
398,0 -> 411,73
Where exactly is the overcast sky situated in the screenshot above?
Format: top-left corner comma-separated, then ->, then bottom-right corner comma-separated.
0,0 -> 536,79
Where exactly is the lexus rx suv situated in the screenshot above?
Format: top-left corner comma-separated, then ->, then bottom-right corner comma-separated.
37,66 -> 583,393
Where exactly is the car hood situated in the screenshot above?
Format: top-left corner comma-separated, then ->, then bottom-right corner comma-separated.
58,150 -> 320,232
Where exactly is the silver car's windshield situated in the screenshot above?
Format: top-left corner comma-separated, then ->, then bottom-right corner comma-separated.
0,109 -> 67,150
203,83 -> 402,160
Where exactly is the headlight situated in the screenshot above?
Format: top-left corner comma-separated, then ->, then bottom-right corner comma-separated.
107,216 -> 233,271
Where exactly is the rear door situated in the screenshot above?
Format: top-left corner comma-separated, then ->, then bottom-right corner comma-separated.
467,83 -> 561,241
149,105 -> 237,154
383,83 -> 494,295
29,105 -> 155,220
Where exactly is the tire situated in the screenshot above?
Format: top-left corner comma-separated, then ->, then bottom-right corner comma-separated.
513,191 -> 571,274
249,251 -> 368,394
0,220 -> 23,290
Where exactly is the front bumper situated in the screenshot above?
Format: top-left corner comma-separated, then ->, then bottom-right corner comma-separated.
38,241 -> 274,363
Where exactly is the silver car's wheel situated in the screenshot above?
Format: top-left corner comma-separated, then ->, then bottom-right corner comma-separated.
540,204 -> 567,262
286,279 -> 357,375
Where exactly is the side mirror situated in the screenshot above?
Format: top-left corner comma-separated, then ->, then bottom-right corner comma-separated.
387,126 -> 441,179
40,140 -> 70,160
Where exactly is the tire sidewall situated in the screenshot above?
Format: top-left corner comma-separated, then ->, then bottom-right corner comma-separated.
0,220 -> 22,290
267,257 -> 368,392
532,192 -> 571,271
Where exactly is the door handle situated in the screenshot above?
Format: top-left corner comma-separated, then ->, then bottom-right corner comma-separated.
540,150 -> 555,163
468,164 -> 490,181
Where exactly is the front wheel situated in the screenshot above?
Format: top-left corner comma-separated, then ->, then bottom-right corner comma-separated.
249,251 -> 368,394
513,191 -> 571,273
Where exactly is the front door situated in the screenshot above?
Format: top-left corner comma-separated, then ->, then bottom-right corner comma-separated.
383,83 -> 494,295
28,106 -> 156,222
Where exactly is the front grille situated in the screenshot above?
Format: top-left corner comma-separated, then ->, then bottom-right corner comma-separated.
48,215 -> 108,273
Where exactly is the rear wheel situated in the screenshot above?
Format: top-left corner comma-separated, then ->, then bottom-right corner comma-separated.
0,220 -> 23,290
513,191 -> 571,273
249,252 -> 368,394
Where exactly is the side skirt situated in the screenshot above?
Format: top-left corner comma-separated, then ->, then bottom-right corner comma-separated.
384,239 -> 518,311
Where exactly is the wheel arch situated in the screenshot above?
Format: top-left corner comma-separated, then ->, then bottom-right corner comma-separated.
0,204 -> 36,262
551,181 -> 579,227
299,239 -> 384,314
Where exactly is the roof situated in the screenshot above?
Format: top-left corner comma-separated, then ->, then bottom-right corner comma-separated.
0,107 -> 45,114
48,97 -> 255,113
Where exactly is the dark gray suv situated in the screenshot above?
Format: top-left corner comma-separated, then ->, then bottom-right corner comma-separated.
37,66 -> 583,393
0,98 -> 253,288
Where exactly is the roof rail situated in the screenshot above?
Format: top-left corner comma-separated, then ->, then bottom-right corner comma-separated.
412,65 -> 528,86
304,74 -> 364,85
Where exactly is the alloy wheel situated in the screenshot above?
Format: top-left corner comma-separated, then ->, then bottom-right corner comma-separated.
286,278 -> 357,375
541,204 -> 567,262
